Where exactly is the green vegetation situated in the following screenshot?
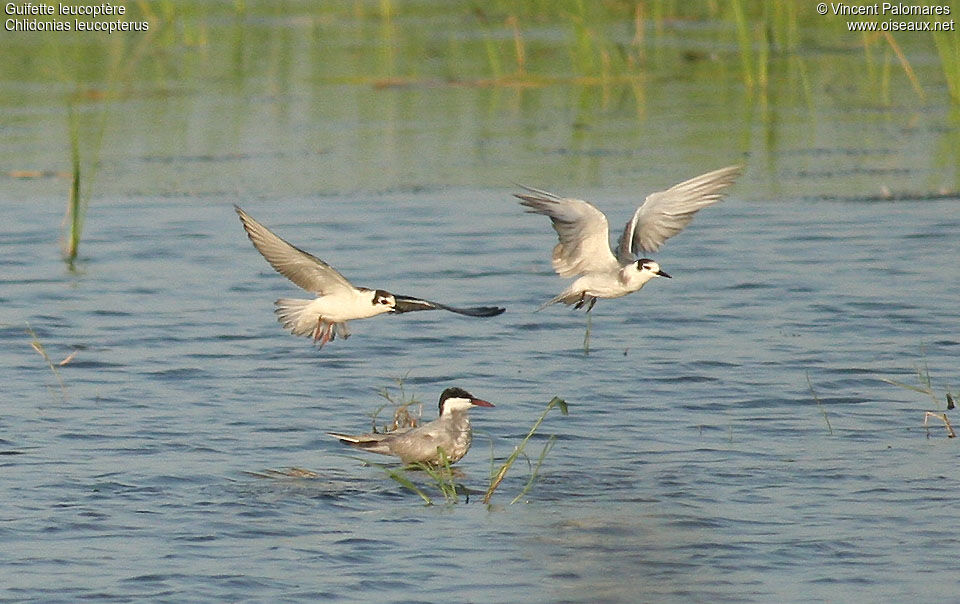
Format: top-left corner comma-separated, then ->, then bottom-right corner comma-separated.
62,104 -> 89,268
932,27 -> 960,103
2,1 -> 950,261
26,325 -> 71,402
882,358 -> 957,438
371,377 -> 423,434
882,360 -> 956,412
7,2 -> 955,99
3,1 -> 955,234
806,372 -> 833,436
483,396 -> 567,505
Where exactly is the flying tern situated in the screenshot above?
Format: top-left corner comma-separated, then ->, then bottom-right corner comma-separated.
517,165 -> 742,312
328,387 -> 495,465
235,207 -> 505,347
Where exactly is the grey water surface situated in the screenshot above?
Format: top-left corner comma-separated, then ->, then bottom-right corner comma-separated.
3,9 -> 960,604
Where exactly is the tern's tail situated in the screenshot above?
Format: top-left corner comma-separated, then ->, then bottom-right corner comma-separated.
326,432 -> 366,444
536,291 -> 584,311
274,298 -> 314,337
327,432 -> 394,455
535,296 -> 562,312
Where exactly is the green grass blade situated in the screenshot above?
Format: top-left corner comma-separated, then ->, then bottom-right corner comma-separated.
730,0 -> 754,90
385,466 -> 434,505
806,372 -> 832,436
26,325 -> 67,402
510,435 -> 556,505
484,396 -> 567,504
64,105 -> 83,265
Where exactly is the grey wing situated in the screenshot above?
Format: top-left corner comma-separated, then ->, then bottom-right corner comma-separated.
616,165 -> 742,262
516,185 -> 620,277
235,206 -> 355,295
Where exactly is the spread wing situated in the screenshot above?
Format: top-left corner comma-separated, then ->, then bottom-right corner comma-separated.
515,185 -> 620,277
392,294 -> 505,317
616,165 -> 742,263
235,206 -> 355,295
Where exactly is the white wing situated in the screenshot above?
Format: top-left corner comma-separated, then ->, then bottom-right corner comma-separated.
235,206 -> 355,295
616,165 -> 742,263
516,185 -> 620,278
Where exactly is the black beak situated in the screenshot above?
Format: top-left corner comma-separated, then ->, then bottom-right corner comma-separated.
657,270 -> 672,278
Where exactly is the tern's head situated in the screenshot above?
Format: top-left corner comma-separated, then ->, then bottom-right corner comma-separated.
372,289 -> 397,310
635,258 -> 671,279
438,387 -> 495,416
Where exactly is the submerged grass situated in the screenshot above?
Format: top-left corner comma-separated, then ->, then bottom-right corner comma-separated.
806,372 -> 833,436
412,449 -> 462,504
882,358 -> 957,439
383,463 -> 436,505
367,451 -> 466,506
26,325 -> 68,402
881,356 -> 953,410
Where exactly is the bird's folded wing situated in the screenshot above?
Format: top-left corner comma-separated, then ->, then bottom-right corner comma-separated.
616,165 -> 742,261
235,206 -> 355,295
392,294 -> 505,317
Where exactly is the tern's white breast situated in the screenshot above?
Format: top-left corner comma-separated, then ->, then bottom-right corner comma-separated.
312,289 -> 392,322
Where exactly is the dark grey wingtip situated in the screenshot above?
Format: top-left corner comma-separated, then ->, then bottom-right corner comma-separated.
393,294 -> 505,317
456,305 -> 505,317
429,302 -> 505,317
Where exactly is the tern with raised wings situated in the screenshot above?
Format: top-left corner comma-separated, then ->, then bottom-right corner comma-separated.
516,165 -> 742,312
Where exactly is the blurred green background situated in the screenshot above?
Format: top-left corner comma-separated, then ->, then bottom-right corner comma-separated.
2,0 -> 958,263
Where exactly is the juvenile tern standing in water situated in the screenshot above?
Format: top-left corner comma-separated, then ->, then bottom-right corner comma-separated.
516,165 -> 742,312
327,387 -> 495,465
235,207 -> 505,348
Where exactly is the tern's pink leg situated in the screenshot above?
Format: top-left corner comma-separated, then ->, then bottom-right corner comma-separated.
313,318 -> 333,348
318,322 -> 332,348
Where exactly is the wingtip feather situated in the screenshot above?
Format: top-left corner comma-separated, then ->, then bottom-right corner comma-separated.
327,432 -> 361,443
